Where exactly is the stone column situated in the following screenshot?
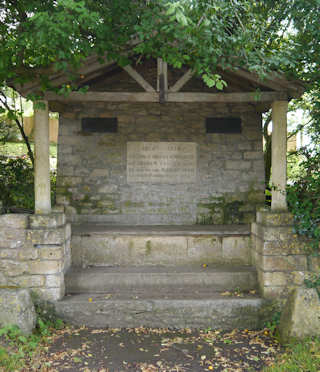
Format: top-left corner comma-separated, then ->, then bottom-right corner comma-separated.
34,101 -> 51,214
271,100 -> 288,211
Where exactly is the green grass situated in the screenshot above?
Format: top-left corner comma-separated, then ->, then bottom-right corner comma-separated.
264,337 -> 320,372
0,142 -> 57,158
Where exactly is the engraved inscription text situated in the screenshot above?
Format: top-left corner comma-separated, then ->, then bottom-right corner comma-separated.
127,142 -> 197,183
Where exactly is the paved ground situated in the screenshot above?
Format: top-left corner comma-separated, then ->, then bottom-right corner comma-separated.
44,326 -> 280,371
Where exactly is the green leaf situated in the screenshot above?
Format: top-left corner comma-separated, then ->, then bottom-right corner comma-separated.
216,81 -> 223,90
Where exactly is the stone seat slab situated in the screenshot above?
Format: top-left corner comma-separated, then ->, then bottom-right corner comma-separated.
71,224 -> 252,266
72,224 -> 251,237
65,265 -> 258,293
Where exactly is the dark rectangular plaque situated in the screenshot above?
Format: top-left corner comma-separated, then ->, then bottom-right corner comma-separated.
81,117 -> 118,133
206,117 -> 242,134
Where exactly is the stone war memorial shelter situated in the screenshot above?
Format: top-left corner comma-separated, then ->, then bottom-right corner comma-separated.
1,56 -> 318,329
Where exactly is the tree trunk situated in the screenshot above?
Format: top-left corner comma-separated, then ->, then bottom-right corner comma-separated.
0,92 -> 34,167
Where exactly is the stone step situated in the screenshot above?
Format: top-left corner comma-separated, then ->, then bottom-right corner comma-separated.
54,290 -> 264,329
65,265 -> 258,293
71,224 -> 251,266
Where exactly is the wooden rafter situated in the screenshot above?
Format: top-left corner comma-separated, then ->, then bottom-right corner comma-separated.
169,69 -> 194,92
123,65 -> 156,92
226,68 -> 285,92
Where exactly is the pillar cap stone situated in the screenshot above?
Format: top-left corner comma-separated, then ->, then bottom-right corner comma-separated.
256,208 -> 294,226
29,214 -> 66,229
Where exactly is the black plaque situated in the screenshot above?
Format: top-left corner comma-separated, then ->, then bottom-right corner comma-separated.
81,117 -> 118,133
206,117 -> 242,134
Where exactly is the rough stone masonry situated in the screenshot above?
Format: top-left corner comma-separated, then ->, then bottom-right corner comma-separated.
56,102 -> 265,225
0,213 -> 71,302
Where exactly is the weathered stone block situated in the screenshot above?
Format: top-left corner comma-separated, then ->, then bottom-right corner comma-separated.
252,160 -> 265,172
0,289 -> 36,335
18,248 -> 38,260
33,286 -> 65,301
59,135 -> 80,146
187,236 -> 223,263
0,249 -> 17,259
238,142 -> 252,150
222,236 -> 251,264
0,260 -> 27,276
260,285 -> 289,299
254,238 -> 307,256
45,273 -> 64,288
247,190 -> 265,203
310,256 -> 320,272
258,255 -> 307,272
279,288 -> 320,343
0,272 -> 7,286
10,275 -> 45,288
27,260 -> 62,275
56,195 -> 70,205
260,271 -> 289,287
259,271 -> 306,288
65,223 -> 71,240
0,229 -> 25,249
65,206 -> 77,215
97,184 -> 118,193
256,210 -> 294,226
0,214 -> 29,229
26,227 -> 66,245
91,169 -> 109,178
244,151 -> 262,160
253,223 -> 296,242
52,205 -> 65,213
244,129 -> 261,140
63,240 -> 72,273
29,214 -> 66,229
225,160 -> 251,170
39,246 -> 63,260
58,176 -> 82,187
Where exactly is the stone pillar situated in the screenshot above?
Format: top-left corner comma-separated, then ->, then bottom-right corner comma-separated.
271,100 -> 288,211
251,209 -> 308,300
34,101 -> 51,214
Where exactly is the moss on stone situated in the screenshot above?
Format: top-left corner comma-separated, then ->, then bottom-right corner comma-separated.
81,195 -> 91,203
79,131 -> 93,136
123,201 -> 145,208
197,196 -> 244,225
145,240 -> 152,255
82,186 -> 91,193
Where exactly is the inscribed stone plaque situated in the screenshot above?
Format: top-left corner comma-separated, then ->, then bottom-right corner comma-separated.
127,142 -> 197,183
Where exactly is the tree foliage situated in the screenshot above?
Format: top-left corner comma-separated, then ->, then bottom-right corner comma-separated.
0,0 -> 318,93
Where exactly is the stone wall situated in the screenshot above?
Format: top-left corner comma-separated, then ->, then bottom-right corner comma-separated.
251,209 -> 319,300
0,213 -> 71,301
56,102 -> 265,225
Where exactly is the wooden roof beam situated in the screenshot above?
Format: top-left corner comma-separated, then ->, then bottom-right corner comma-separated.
122,65 -> 156,92
45,91 -> 288,103
225,68 -> 285,92
169,69 -> 194,93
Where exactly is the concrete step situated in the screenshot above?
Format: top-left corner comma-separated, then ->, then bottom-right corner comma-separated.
54,290 -> 264,329
71,224 -> 251,266
65,265 -> 258,293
